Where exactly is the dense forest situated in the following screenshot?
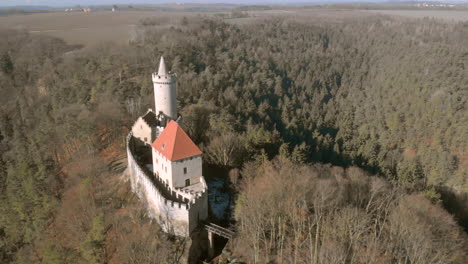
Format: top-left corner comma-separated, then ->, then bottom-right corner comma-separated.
232,158 -> 466,263
0,13 -> 467,263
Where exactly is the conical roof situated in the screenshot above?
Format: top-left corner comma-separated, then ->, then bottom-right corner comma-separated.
151,121 -> 202,161
157,56 -> 168,76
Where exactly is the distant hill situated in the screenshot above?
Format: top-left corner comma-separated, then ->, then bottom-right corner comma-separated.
0,6 -> 51,10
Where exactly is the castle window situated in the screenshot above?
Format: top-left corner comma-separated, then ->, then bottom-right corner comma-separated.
183,167 -> 187,174
185,179 -> 190,187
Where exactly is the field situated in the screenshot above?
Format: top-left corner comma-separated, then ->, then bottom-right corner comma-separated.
366,9 -> 468,21
1,7 -> 467,47
0,10 -> 213,47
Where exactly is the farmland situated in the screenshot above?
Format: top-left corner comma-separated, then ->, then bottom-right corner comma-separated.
1,7 -> 468,47
0,10 -> 216,46
367,9 -> 468,21
0,9 -> 297,46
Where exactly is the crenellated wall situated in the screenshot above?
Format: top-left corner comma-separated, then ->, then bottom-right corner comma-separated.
126,133 -> 208,237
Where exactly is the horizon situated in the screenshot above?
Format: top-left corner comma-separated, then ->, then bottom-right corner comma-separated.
2,0 -> 468,8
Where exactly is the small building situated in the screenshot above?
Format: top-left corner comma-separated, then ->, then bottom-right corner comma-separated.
131,110 -> 159,145
151,120 -> 203,189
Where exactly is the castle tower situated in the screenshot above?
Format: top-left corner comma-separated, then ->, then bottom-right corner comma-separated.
152,56 -> 177,119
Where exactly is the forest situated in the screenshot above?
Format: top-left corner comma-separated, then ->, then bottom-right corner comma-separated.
0,12 -> 467,263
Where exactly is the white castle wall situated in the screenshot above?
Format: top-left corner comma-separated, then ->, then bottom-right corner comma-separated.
127,133 -> 208,237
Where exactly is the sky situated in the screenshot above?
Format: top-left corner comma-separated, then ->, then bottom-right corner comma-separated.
0,0 -> 467,7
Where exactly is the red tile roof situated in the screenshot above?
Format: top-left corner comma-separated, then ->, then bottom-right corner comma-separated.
151,121 -> 202,161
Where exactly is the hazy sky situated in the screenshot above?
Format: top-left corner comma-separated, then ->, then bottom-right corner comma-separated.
3,0 -> 309,7
0,0 -> 467,7
0,0 -> 382,7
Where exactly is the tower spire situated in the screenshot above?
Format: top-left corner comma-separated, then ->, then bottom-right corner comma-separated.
158,56 -> 168,76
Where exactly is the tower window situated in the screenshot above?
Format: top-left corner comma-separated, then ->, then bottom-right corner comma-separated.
185,179 -> 190,187
183,167 -> 187,174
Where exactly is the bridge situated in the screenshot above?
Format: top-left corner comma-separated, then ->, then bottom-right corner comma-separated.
204,222 -> 235,239
204,222 -> 235,258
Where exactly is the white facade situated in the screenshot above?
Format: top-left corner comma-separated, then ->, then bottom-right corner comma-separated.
152,148 -> 203,189
131,110 -> 159,145
152,147 -> 173,186
132,117 -> 153,145
152,149 -> 202,189
171,156 -> 203,188
153,57 -> 177,119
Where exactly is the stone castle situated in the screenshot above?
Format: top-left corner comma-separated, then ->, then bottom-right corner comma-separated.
126,57 -> 208,237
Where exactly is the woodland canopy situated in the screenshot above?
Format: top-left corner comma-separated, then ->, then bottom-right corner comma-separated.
0,13 -> 467,263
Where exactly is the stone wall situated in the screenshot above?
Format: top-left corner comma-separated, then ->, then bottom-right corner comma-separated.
127,133 -> 189,236
127,133 -> 208,236
188,187 -> 209,232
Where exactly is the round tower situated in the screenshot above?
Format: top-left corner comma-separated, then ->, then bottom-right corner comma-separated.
152,56 -> 177,119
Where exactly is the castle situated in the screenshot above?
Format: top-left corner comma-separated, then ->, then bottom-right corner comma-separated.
126,56 -> 208,237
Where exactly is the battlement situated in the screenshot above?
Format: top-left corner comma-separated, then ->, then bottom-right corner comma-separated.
127,133 -> 190,210
152,72 -> 176,84
150,159 -> 207,205
126,132 -> 208,236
